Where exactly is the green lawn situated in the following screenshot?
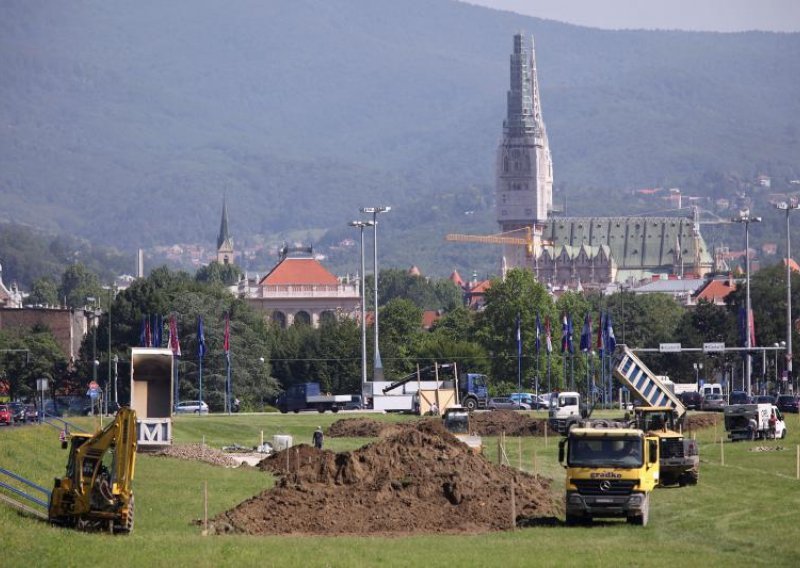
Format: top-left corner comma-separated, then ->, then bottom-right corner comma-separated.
1,411 -> 799,567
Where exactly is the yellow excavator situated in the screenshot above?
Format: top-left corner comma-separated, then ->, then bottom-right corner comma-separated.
48,407 -> 137,534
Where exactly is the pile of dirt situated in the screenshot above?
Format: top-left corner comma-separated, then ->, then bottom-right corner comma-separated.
326,417 -> 405,438
686,413 -> 721,431
470,410 -> 548,437
210,420 -> 561,535
151,443 -> 240,468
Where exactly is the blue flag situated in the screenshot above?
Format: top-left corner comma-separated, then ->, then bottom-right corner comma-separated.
580,313 -> 591,352
535,313 -> 541,355
567,314 -> 575,354
561,314 -> 569,354
198,316 -> 206,359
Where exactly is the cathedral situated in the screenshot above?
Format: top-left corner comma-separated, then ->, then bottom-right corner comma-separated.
496,34 -> 713,287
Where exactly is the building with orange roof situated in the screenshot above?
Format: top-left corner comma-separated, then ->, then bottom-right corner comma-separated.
693,277 -> 737,306
242,247 -> 360,328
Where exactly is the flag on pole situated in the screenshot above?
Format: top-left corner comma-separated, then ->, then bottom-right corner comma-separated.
223,312 -> 231,356
561,314 -> 569,353
567,314 -> 575,354
153,314 -> 162,348
198,316 -> 206,359
535,313 -> 541,355
580,313 -> 591,352
169,314 -> 181,357
139,316 -> 147,347
596,311 -> 605,355
145,317 -> 152,347
545,316 -> 553,353
605,313 -> 617,352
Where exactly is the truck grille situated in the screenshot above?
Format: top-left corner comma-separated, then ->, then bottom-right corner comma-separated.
660,438 -> 684,459
573,479 -> 636,496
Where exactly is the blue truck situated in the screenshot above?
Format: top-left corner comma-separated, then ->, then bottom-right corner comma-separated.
276,383 -> 354,413
459,372 -> 490,411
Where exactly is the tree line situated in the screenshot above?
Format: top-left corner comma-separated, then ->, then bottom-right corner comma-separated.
2,262 -> 797,409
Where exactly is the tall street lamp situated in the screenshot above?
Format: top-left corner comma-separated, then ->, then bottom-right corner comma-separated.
693,362 -> 703,384
776,198 -> 800,393
732,209 -> 761,396
349,220 -> 374,393
360,206 -> 391,381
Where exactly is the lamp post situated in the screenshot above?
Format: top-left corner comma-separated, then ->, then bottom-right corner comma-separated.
732,209 -> 761,396
360,206 -> 391,381
349,220 -> 374,393
693,362 -> 703,385
776,198 -> 799,394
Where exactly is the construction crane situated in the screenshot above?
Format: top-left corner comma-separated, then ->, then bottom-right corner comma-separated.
445,226 -> 552,257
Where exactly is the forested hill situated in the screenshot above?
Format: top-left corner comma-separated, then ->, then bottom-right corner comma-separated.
1,0 -> 798,274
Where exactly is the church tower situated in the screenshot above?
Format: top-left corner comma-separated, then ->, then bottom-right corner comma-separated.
496,33 -> 553,269
216,198 -> 234,265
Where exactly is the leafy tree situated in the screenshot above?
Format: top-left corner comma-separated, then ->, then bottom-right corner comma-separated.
58,263 -> 103,308
28,276 -> 59,306
195,261 -> 243,286
0,327 -> 68,402
475,268 -> 554,387
378,298 -> 424,378
376,268 -> 462,311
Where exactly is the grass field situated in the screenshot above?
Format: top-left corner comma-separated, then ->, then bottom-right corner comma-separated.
1,411 -> 799,567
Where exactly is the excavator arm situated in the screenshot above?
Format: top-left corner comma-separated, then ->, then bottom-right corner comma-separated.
48,407 -> 137,533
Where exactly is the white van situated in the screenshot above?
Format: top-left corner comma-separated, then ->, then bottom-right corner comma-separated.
700,383 -> 723,397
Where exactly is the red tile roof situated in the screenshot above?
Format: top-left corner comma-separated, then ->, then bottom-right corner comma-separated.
259,258 -> 339,286
783,258 -> 800,273
449,270 -> 465,288
695,279 -> 736,303
422,310 -> 442,329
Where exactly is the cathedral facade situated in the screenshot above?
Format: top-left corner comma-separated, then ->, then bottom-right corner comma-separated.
496,34 -> 713,287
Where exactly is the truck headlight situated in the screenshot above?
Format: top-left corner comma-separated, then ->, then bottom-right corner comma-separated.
569,494 -> 584,505
627,494 -> 643,506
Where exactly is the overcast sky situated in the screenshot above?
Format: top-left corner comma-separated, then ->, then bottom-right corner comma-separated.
462,0 -> 800,32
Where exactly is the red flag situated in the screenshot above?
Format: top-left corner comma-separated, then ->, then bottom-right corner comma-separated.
169,314 -> 181,357
223,312 -> 230,355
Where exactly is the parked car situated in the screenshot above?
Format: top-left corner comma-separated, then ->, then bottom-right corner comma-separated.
24,404 -> 38,422
174,400 -> 209,414
730,391 -> 752,405
343,395 -> 363,411
0,404 -> 12,425
701,393 -> 726,411
487,397 -> 531,411
775,394 -> 800,414
8,402 -> 27,424
680,391 -> 704,410
753,395 -> 776,405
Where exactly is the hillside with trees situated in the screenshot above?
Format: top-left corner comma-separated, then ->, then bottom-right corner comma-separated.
0,0 -> 798,279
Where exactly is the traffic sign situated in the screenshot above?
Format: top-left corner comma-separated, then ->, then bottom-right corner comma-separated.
659,343 -> 682,353
703,342 -> 726,353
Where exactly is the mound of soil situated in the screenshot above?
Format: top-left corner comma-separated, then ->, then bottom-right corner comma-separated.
210,420 -> 560,535
470,410 -> 548,437
686,413 -> 721,431
326,417 -> 405,438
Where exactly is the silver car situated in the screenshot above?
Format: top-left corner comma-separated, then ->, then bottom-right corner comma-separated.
701,394 -> 725,411
487,397 -> 531,411
174,400 -> 209,414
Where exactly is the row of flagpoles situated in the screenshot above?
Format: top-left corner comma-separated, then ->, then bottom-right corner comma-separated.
517,311 -> 618,404
139,313 -> 232,413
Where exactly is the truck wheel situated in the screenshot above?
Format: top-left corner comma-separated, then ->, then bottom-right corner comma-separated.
332,407 -> 339,413
565,513 -> 581,526
686,469 -> 699,486
317,408 -> 325,413
781,429 -> 787,439
463,398 -> 477,411
628,496 -> 649,526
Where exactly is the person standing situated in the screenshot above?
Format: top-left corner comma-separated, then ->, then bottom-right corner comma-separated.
312,426 -> 324,449
748,416 -> 758,441
768,411 -> 777,439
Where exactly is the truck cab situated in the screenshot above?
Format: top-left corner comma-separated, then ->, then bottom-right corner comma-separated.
559,427 -> 659,526
459,373 -> 489,411
548,392 -> 588,434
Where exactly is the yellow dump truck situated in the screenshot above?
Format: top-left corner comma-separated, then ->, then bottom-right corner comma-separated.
558,427 -> 659,526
